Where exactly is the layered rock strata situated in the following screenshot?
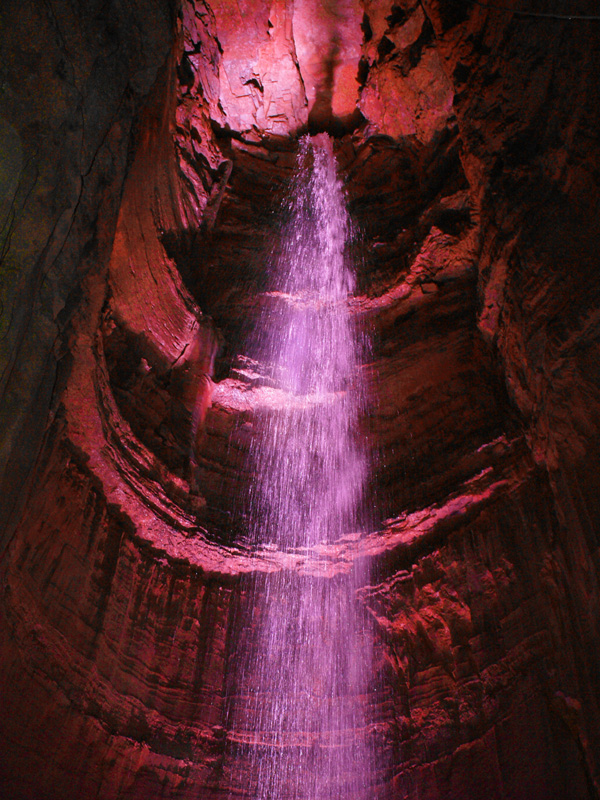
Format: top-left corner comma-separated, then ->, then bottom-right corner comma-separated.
1,1 -> 600,798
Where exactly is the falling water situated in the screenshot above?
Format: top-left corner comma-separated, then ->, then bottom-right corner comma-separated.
228,134 -> 373,800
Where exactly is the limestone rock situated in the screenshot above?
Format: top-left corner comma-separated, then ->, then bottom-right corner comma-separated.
1,0 -> 600,798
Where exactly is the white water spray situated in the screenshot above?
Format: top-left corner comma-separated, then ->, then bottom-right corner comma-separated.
227,134 -> 374,800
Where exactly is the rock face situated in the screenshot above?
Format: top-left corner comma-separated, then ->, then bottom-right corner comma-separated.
1,1 -> 600,799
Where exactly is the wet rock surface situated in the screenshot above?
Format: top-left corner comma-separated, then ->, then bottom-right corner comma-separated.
1,0 -> 600,798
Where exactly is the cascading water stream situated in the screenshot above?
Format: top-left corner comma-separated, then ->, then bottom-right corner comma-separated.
227,134 -> 374,800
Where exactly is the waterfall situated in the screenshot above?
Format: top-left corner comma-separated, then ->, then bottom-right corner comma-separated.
227,134 -> 373,800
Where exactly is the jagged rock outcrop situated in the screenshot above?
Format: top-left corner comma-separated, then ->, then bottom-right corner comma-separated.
1,0 -> 600,798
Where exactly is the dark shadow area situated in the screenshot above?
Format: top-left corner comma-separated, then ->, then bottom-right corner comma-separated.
307,35 -> 365,137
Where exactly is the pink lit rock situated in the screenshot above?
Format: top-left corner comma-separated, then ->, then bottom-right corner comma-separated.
293,0 -> 363,130
359,9 -> 454,145
209,0 -> 308,135
2,1 -> 600,799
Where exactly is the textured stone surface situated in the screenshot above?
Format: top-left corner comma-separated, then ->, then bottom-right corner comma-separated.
1,0 -> 600,798
0,0 -> 176,546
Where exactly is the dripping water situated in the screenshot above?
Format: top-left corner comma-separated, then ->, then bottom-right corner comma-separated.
227,134 -> 374,800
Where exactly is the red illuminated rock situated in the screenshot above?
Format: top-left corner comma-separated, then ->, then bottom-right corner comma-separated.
1,0 -> 600,799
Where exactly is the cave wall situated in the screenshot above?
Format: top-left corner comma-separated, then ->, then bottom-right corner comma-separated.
1,1 -> 600,798
0,0 -> 178,548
